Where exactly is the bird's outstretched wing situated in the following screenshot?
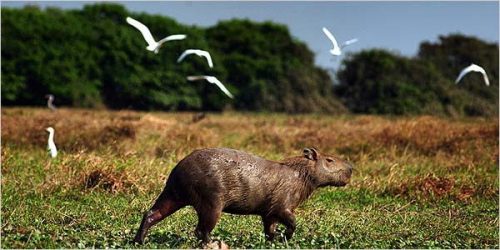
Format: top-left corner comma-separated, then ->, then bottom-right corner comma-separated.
187,76 -> 234,98
186,75 -> 206,81
157,34 -> 187,45
322,27 -> 341,55
468,64 -> 490,86
206,76 -> 233,99
455,64 -> 490,86
482,72 -> 490,86
341,38 -> 359,48
177,50 -> 192,63
455,67 -> 470,84
126,17 -> 157,47
177,49 -> 214,68
196,50 -> 214,68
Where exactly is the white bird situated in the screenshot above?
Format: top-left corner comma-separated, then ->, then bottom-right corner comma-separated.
177,49 -> 214,68
322,27 -> 358,56
455,64 -> 490,86
45,94 -> 57,111
46,127 -> 58,158
187,76 -> 234,99
126,16 -> 186,54
342,38 -> 359,47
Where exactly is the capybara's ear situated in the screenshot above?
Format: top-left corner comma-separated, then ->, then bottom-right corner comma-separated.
303,148 -> 318,161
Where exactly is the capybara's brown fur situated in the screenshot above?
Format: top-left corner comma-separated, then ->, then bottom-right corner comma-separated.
134,147 -> 353,244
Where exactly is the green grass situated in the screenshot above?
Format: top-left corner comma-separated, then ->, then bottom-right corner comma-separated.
2,148 -> 498,249
1,108 -> 498,248
2,184 -> 498,248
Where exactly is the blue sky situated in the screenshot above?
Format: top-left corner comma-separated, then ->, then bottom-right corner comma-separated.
2,1 -> 498,70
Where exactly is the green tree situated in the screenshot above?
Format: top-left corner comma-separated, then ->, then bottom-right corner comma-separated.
418,34 -> 498,115
335,34 -> 498,117
206,19 -> 345,113
1,4 -> 345,113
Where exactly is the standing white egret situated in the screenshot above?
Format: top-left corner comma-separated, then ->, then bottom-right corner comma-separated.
187,76 -> 234,99
45,94 -> 57,111
177,49 -> 214,68
126,17 -> 186,54
46,127 -> 58,158
322,27 -> 358,56
455,64 -> 490,86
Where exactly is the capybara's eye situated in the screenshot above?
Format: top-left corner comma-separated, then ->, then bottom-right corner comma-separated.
326,158 -> 335,163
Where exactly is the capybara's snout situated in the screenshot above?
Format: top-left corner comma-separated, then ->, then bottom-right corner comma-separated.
343,162 -> 354,185
346,162 -> 354,176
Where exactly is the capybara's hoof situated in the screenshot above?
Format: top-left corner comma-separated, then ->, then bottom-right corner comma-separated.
132,237 -> 143,244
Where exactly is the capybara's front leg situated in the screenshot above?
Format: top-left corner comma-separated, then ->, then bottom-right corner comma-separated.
262,216 -> 278,241
133,194 -> 184,244
278,209 -> 296,240
194,205 -> 222,243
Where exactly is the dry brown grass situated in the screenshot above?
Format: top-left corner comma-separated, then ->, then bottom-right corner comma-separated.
1,107 -> 498,200
1,108 -> 139,152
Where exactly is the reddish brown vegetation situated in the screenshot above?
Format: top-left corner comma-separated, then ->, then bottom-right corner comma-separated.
1,108 -> 497,200
1,108 -> 138,152
393,174 -> 455,197
374,116 -> 498,159
84,169 -> 133,193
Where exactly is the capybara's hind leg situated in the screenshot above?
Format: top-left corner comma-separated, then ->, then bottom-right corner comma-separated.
194,205 -> 222,243
262,216 -> 278,241
133,194 -> 185,244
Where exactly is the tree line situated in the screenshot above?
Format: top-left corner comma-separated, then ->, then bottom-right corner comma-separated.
1,3 -> 498,116
335,35 -> 498,116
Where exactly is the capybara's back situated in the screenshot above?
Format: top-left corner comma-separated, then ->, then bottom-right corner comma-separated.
165,148 -> 295,214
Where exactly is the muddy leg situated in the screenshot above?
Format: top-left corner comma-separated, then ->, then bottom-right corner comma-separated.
262,216 -> 278,241
133,193 -> 185,244
278,209 -> 296,240
194,205 -> 222,244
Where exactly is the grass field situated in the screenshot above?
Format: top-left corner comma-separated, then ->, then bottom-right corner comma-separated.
1,108 -> 498,248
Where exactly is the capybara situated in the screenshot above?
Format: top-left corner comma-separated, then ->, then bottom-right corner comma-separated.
134,147 -> 353,244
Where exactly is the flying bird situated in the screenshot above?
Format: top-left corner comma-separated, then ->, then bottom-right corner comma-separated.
46,127 -> 58,158
126,17 -> 186,54
177,49 -> 214,68
342,38 -> 359,47
45,94 -> 57,111
455,64 -> 490,86
187,76 -> 234,99
322,27 -> 358,56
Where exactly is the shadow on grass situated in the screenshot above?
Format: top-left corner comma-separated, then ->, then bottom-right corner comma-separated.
144,231 -> 193,248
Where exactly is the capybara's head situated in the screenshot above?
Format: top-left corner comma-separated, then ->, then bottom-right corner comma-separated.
303,148 -> 353,187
